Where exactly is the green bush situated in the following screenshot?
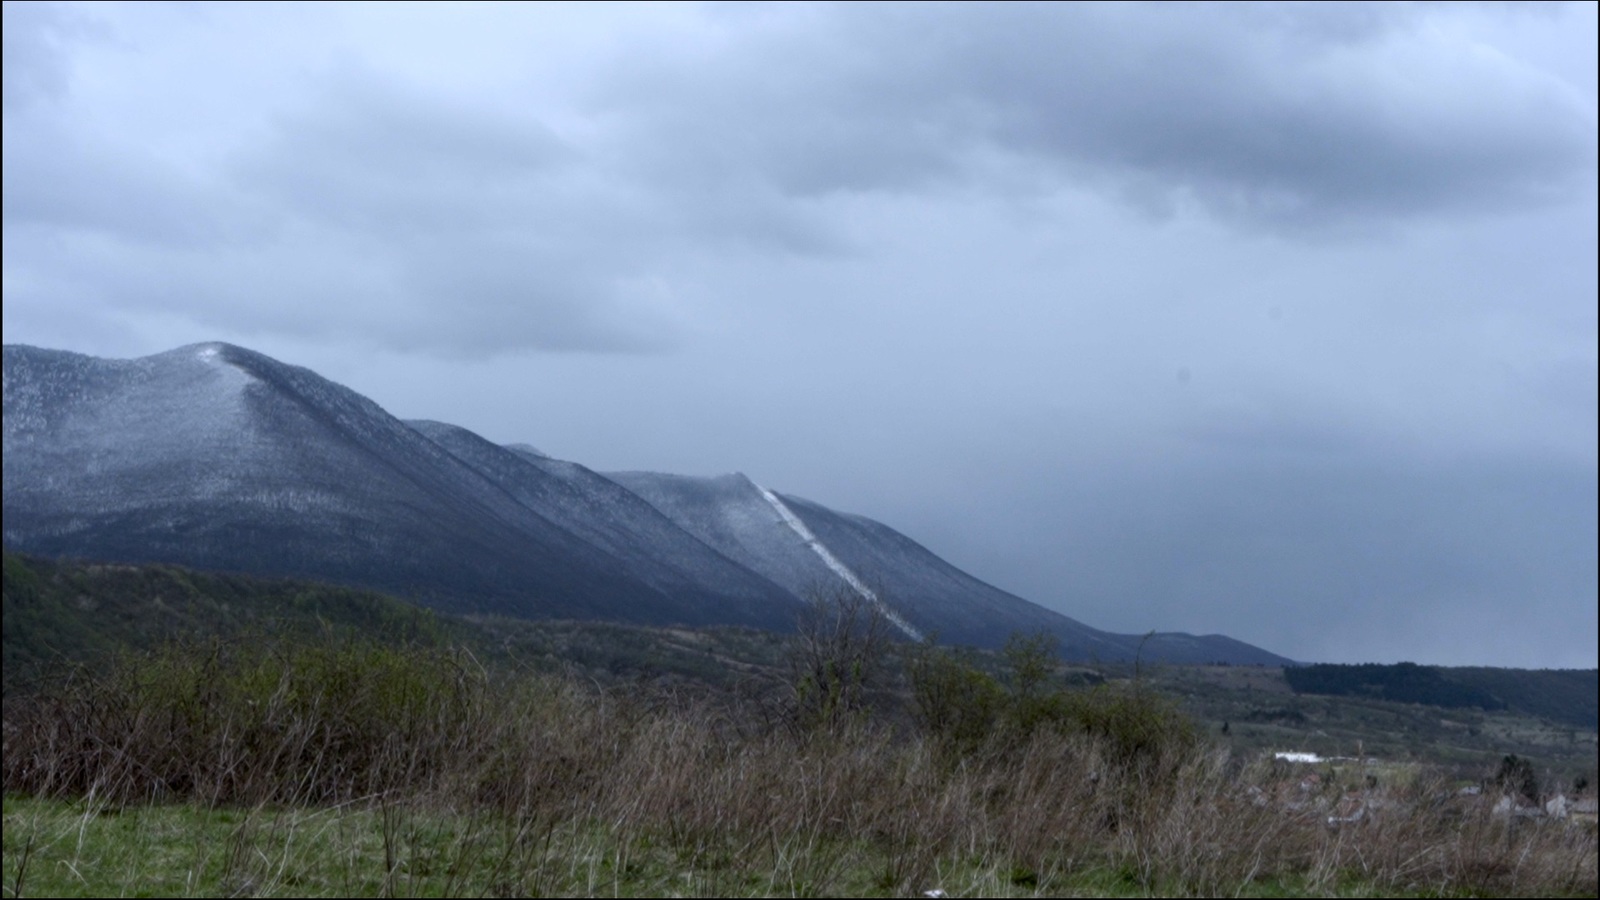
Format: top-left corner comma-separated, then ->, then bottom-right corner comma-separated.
4,636 -> 492,805
1049,685 -> 1200,772
909,632 -> 1199,770
908,642 -> 1006,753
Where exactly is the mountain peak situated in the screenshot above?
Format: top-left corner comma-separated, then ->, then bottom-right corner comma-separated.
184,341 -> 237,356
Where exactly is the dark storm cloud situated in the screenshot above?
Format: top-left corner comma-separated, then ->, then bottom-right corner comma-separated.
595,3 -> 1595,229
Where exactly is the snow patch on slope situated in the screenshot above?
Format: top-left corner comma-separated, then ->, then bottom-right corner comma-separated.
755,482 -> 923,641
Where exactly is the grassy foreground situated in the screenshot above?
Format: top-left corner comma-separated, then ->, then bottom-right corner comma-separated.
7,791 -> 1556,899
4,636 -> 1596,898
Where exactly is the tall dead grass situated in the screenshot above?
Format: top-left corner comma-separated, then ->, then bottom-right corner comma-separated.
4,637 -> 1595,896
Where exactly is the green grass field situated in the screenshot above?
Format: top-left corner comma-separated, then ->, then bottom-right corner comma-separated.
12,791 -> 1542,899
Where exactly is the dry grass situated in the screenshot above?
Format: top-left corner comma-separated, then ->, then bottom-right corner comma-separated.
4,638 -> 1595,897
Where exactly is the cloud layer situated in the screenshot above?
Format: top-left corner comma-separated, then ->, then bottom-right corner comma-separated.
7,3 -> 1593,355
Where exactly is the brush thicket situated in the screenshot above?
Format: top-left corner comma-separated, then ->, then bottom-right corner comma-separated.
5,635 -> 1594,897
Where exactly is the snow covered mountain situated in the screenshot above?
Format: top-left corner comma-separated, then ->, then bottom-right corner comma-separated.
3,342 -> 1292,664
609,472 -> 1287,664
403,419 -> 801,622
1,342 -> 794,627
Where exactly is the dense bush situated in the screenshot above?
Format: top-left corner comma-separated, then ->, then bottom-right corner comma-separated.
908,642 -> 1007,752
909,632 -> 1200,772
4,637 -> 495,804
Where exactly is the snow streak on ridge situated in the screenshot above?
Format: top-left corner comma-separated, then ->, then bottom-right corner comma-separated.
755,483 -> 923,641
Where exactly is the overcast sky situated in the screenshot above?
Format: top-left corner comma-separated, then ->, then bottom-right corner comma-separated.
5,1 -> 1596,668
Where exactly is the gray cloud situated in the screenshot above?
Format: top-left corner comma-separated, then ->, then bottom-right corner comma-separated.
6,3 -> 1593,358
237,67 -> 574,233
594,3 -> 1595,229
1,1 -> 89,112
2,42 -> 684,355
2,119 -> 248,247
218,67 -> 683,353
2,5 -> 244,249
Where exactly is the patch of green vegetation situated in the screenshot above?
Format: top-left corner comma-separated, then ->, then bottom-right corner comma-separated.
909,631 -> 1200,775
2,551 -> 458,693
7,550 -> 1596,791
13,792 -> 1583,899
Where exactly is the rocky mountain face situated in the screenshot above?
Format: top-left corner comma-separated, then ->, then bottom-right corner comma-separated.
3,342 -> 1293,665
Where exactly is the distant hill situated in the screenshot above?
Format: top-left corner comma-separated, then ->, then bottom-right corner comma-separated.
3,341 -> 1292,664
0,550 -> 777,693
1284,662 -> 1597,731
2,550 -> 455,687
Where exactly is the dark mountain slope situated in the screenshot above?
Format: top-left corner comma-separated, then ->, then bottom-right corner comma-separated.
3,343 -> 763,626
408,420 -> 803,627
775,490 -> 1128,656
603,471 -> 844,601
778,491 -> 1292,664
606,471 -> 1295,664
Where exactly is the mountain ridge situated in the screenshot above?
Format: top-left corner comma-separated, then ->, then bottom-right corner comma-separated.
3,341 -> 1294,665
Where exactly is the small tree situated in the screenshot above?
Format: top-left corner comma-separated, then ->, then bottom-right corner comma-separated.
907,639 -> 1005,753
1002,631 -> 1060,733
1495,754 -> 1540,804
786,582 -> 891,732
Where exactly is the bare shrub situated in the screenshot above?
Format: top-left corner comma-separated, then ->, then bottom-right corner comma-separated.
784,582 -> 892,732
4,632 -> 1594,897
3,637 -> 496,805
